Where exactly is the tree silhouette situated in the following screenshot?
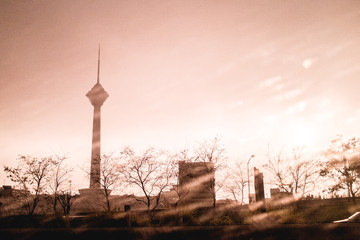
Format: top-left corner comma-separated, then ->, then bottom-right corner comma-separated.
120,147 -> 176,217
98,153 -> 123,211
266,147 -> 318,197
224,160 -> 248,205
48,155 -> 72,214
320,136 -> 360,200
193,137 -> 228,208
4,155 -> 58,215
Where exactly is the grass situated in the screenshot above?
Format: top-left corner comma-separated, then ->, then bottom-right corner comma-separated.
1,199 -> 360,227
266,200 -> 360,224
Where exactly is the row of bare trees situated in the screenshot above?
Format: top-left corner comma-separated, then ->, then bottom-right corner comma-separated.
263,135 -> 360,201
4,155 -> 73,215
4,136 -> 360,215
98,147 -> 177,214
98,137 -> 227,214
265,146 -> 319,198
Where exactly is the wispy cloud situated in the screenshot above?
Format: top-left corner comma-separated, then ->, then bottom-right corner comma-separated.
235,100 -> 244,106
302,57 -> 318,69
273,89 -> 302,102
229,99 -> 244,110
216,62 -> 237,76
275,83 -> 284,91
288,101 -> 307,114
346,108 -> 360,124
259,75 -> 282,88
263,114 -> 278,122
334,65 -> 360,79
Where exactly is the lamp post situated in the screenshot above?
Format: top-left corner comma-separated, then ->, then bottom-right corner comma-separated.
247,155 -> 255,204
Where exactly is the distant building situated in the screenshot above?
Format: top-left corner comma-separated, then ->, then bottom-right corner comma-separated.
270,188 -> 292,199
0,185 -> 29,197
0,186 -> 12,197
254,167 -> 265,202
216,198 -> 237,206
178,161 -> 215,207
0,186 -> 50,216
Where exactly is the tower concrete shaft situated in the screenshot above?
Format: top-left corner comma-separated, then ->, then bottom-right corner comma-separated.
89,105 -> 101,188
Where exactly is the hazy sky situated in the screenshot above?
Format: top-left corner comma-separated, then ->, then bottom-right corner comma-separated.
1,0 -> 360,189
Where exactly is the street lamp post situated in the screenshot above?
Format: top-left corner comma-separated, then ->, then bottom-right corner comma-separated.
247,155 -> 255,204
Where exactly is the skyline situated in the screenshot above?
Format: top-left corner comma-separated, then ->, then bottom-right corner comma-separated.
1,0 -> 360,190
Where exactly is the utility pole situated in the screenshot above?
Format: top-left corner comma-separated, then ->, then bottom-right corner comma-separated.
247,155 -> 255,204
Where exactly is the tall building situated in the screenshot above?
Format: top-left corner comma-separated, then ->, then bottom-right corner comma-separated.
85,47 -> 109,189
76,48 -> 109,213
178,161 -> 215,207
254,167 -> 265,202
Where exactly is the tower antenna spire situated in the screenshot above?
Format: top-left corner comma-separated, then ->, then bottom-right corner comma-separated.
97,44 -> 100,83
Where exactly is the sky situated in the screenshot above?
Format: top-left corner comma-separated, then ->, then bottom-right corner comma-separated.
1,0 -> 360,190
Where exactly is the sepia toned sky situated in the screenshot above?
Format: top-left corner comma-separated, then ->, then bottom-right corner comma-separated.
1,0 -> 360,190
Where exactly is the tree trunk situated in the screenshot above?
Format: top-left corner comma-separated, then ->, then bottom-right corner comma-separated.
53,194 -> 58,214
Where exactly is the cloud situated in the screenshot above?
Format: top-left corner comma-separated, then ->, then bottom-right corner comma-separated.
334,65 -> 360,79
259,75 -> 282,88
229,99 -> 244,109
346,108 -> 360,124
321,99 -> 330,109
216,62 -> 236,76
263,114 -> 278,122
235,100 -> 244,106
302,57 -> 318,69
275,84 -> 284,91
273,89 -> 302,102
288,101 -> 307,113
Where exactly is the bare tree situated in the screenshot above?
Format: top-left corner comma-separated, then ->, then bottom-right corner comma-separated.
266,147 -> 318,197
57,180 -> 75,215
224,160 -> 248,205
120,147 -> 176,216
194,137 -> 228,208
98,153 -> 123,211
320,136 -> 360,200
4,155 -> 57,215
321,155 -> 360,199
48,155 -> 72,214
58,191 -> 73,215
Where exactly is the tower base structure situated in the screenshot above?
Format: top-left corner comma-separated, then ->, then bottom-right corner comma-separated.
72,188 -> 112,214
